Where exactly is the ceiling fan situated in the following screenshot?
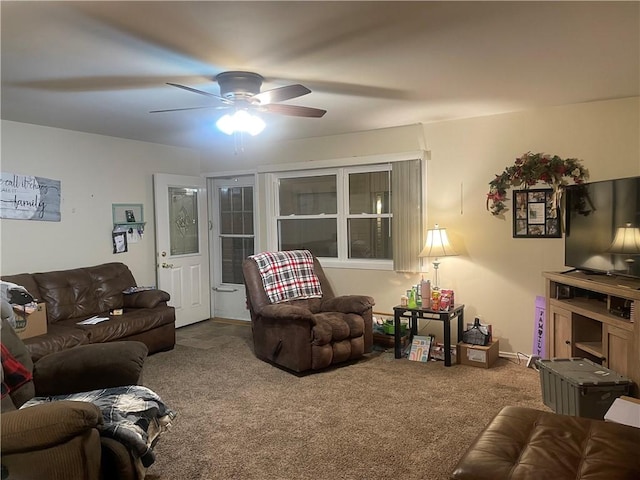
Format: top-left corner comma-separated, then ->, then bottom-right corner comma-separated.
150,71 -> 327,119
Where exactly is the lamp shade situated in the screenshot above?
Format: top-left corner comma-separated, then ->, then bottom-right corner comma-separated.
419,224 -> 458,258
607,223 -> 640,255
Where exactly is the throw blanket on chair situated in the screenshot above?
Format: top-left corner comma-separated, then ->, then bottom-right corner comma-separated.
21,385 -> 176,479
251,250 -> 323,304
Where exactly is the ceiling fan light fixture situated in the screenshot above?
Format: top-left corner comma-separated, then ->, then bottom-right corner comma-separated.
216,110 -> 265,136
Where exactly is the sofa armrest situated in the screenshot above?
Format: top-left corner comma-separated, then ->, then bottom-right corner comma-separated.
2,400 -> 102,453
321,295 -> 375,315
33,341 -> 148,396
257,304 -> 315,324
123,290 -> 170,309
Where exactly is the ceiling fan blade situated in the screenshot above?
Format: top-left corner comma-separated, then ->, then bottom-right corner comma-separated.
263,104 -> 326,118
150,105 -> 227,113
252,84 -> 311,104
166,83 -> 233,104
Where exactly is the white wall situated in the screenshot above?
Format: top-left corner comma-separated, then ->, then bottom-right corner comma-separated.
0,121 -> 201,285
203,97 -> 640,354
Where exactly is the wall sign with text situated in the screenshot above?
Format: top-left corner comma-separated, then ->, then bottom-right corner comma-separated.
512,188 -> 560,238
0,172 -> 61,222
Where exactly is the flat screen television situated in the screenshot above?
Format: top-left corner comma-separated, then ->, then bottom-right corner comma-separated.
565,176 -> 640,279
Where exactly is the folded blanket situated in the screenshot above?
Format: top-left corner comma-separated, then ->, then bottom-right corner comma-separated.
251,250 -> 323,304
21,385 -> 176,475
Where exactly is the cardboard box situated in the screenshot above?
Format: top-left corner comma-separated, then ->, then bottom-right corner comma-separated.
13,303 -> 48,339
457,340 -> 499,368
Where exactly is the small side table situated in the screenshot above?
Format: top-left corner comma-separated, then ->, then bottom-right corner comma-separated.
393,304 -> 465,366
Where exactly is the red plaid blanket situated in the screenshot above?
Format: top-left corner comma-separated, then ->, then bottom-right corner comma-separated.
1,343 -> 32,398
251,250 -> 323,304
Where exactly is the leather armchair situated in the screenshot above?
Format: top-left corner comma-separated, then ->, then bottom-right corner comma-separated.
242,253 -> 375,373
1,317 -> 148,480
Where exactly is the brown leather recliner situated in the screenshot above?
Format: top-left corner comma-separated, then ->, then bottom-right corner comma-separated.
1,317 -> 149,480
242,253 -> 375,373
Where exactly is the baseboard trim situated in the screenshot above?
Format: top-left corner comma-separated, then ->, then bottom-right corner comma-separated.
210,317 -> 251,326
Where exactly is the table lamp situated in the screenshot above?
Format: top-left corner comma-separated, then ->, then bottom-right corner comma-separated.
419,224 -> 458,290
607,222 -> 640,274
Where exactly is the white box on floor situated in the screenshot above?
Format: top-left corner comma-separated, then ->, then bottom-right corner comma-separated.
604,396 -> 640,428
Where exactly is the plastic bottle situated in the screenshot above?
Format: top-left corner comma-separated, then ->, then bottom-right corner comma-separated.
407,288 -> 417,308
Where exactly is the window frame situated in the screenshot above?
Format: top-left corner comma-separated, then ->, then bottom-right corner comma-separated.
269,164 -> 393,270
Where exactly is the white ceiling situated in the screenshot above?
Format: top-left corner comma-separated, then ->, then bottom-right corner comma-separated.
2,1 -> 638,151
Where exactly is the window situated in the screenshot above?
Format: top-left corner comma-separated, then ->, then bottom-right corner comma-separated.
218,184 -> 254,284
273,165 -> 392,264
347,170 -> 392,259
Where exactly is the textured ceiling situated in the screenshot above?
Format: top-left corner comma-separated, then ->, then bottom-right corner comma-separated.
1,1 -> 638,151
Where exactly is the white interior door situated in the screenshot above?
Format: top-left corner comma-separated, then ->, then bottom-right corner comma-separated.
154,173 -> 211,328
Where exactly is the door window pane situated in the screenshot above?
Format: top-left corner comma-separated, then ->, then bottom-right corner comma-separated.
169,187 -> 198,255
221,237 -> 254,284
278,218 -> 338,257
218,185 -> 254,284
219,187 -> 253,235
279,175 -> 337,215
349,171 -> 391,214
348,218 -> 392,259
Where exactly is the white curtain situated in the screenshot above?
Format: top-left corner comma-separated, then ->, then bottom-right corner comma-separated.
392,159 -> 422,272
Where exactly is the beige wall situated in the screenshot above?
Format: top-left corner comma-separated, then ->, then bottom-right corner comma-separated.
3,97 -> 638,354
204,97 -> 640,354
0,120 -> 201,285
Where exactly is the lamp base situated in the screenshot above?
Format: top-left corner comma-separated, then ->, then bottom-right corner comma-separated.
432,260 -> 441,290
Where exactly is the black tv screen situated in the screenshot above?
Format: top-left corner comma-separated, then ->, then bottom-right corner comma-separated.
565,176 -> 640,279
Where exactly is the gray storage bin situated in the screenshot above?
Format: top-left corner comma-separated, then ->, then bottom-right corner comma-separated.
537,358 -> 632,420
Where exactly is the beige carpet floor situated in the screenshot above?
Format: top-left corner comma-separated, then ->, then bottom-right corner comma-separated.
143,320 -> 548,480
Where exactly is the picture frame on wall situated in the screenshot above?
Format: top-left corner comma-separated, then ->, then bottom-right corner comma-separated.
513,188 -> 561,238
112,231 -> 128,254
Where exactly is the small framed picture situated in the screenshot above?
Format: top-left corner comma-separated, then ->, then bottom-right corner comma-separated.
125,209 -> 136,222
112,231 -> 128,254
512,188 -> 561,238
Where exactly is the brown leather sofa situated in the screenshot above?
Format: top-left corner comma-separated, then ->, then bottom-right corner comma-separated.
2,262 -> 175,360
451,405 -> 640,480
1,317 -> 149,480
242,254 -> 374,373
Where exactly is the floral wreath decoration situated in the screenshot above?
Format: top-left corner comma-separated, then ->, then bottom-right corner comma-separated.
487,152 -> 589,217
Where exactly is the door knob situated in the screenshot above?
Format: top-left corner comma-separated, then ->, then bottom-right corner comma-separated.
161,262 -> 174,269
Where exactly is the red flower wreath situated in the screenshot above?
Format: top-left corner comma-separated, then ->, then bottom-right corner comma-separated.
487,152 -> 589,216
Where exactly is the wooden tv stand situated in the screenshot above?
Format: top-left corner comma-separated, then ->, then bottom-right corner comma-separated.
544,271 -> 639,395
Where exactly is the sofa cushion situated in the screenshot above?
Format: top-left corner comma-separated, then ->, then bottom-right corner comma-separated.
22,324 -> 90,362
33,263 -> 138,323
314,313 -> 350,343
58,306 -> 175,344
